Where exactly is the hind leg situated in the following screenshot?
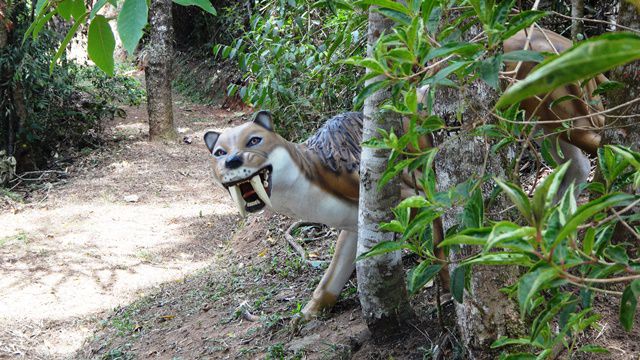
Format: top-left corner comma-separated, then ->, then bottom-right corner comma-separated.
301,230 -> 357,320
546,133 -> 591,199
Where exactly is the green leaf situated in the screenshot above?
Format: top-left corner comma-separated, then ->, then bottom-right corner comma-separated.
387,48 -> 415,63
451,265 -> 466,303
620,279 -> 640,331
32,10 -> 57,39
494,177 -> 533,224
517,267 -> 558,315
396,195 -> 430,209
90,0 -> 110,19
69,0 -> 86,20
50,13 -> 89,73
356,241 -> 410,261
58,0 -> 74,20
358,0 -> 410,15
491,336 -> 534,348
172,0 -> 217,15
439,233 -> 487,247
463,253 -> 532,266
358,58 -> 386,74
531,162 -> 570,225
553,193 -> 635,249
35,0 -> 48,15
377,8 -> 412,25
478,55 -> 502,90
604,245 -> 629,265
88,15 -> 116,76
353,79 -> 389,109
462,188 -> 484,229
583,227 -> 595,255
609,145 -> 640,169
502,10 -> 548,40
577,345 -> 610,354
497,33 -> 640,109
498,353 -> 537,360
117,0 -> 148,54
404,88 -> 418,113
592,80 -> 624,96
503,50 -> 545,63
426,42 -> 483,61
484,222 -> 536,253
23,0 -> 50,42
407,262 -> 442,295
401,209 -> 442,242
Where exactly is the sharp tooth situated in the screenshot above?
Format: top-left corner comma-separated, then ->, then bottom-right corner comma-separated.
228,185 -> 247,217
250,175 -> 272,208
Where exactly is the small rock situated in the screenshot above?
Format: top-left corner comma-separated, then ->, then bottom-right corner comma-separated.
300,320 -> 322,335
286,333 -> 321,352
124,195 -> 139,203
183,136 -> 192,144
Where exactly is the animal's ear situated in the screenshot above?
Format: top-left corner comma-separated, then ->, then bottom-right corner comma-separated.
203,131 -> 220,152
253,110 -> 274,131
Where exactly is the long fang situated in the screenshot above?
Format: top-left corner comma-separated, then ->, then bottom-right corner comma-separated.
250,175 -> 272,207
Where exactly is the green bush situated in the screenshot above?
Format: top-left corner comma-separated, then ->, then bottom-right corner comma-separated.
351,1 -> 639,358
214,0 -> 367,140
0,3 -> 144,171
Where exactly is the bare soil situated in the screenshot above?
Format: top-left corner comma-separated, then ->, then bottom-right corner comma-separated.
1,85 -> 638,360
0,93 -> 246,359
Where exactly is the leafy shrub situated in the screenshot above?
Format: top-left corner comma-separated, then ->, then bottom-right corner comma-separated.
351,1 -> 640,358
214,0 -> 367,140
0,3 -> 144,171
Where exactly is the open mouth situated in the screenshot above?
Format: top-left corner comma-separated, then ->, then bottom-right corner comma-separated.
223,166 -> 272,217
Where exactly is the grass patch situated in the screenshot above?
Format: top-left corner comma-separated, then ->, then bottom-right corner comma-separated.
0,231 -> 29,247
0,188 -> 24,202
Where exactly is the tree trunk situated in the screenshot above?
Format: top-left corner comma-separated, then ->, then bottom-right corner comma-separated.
432,58 -> 523,360
601,2 -> 640,244
0,15 -> 7,49
1,3 -> 9,154
571,0 -> 584,41
145,0 -> 176,141
602,1 -> 640,151
356,7 -> 413,343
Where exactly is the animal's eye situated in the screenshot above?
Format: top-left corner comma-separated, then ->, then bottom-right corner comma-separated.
247,137 -> 262,147
213,148 -> 227,157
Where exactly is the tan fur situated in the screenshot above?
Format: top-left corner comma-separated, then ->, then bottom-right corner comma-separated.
504,28 -> 605,154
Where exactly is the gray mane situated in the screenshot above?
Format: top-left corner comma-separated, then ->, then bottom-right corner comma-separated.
304,112 -> 363,174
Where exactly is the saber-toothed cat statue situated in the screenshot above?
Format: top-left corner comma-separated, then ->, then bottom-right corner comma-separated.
204,28 -> 607,321
204,111 -> 363,320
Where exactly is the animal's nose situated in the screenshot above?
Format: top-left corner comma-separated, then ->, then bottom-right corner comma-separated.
225,154 -> 243,169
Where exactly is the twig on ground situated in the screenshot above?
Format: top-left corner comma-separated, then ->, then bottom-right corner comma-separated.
285,221 -> 330,266
237,301 -> 260,322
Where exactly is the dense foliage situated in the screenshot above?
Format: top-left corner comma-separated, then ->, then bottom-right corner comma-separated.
349,0 -> 640,358
214,0 -> 367,139
0,3 -> 144,171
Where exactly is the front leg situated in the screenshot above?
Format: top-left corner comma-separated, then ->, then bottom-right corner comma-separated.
301,230 -> 357,320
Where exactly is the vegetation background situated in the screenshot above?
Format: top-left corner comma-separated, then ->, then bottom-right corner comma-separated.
1,0 -> 639,359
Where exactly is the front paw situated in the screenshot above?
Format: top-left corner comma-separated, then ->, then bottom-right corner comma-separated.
289,300 -> 324,332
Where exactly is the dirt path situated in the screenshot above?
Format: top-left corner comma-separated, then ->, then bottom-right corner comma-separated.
0,95 -> 246,359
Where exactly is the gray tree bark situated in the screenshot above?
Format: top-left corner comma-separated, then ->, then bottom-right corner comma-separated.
602,1 -> 640,151
432,57 -> 524,360
356,7 -> 413,342
571,0 -> 584,41
145,0 -> 176,141
600,2 -> 640,244
0,14 -> 7,49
